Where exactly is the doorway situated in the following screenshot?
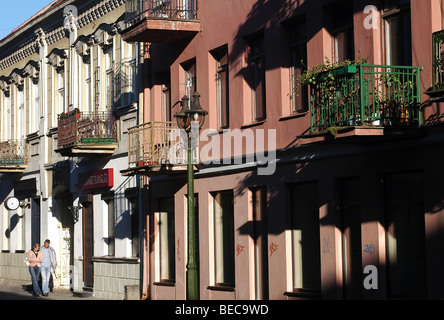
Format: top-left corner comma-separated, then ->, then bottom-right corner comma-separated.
31,198 -> 40,247
81,194 -> 94,290
384,172 -> 426,299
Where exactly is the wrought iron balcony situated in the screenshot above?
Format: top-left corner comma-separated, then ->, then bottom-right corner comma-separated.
427,29 -> 444,101
123,121 -> 196,175
122,0 -> 200,43
56,109 -> 118,157
306,64 -> 422,141
0,140 -> 28,172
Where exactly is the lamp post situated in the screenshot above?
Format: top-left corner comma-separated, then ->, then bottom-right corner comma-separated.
174,91 -> 207,300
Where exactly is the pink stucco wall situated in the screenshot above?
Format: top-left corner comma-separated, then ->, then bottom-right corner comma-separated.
135,0 -> 444,299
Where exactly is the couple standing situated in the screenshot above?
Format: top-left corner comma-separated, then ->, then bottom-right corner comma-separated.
27,239 -> 57,297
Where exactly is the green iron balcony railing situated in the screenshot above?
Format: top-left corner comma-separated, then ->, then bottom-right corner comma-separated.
126,0 -> 198,28
57,109 -> 117,149
309,64 -> 422,134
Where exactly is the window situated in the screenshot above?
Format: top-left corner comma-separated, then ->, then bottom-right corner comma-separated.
383,0 -> 412,66
32,80 -> 39,133
213,190 -> 235,286
17,86 -> 24,139
159,72 -> 171,121
94,66 -> 100,112
84,57 -> 91,113
333,27 -> 354,63
57,68 -> 65,115
105,49 -> 113,110
289,182 -> 321,293
246,33 -> 266,121
3,92 -> 10,140
211,46 -> 229,129
159,197 -> 175,282
287,19 -> 308,113
130,196 -> 139,258
102,191 -> 116,257
325,0 -> 354,63
385,172 -> 425,299
337,177 -> 362,299
183,59 -> 196,99
119,40 -> 137,108
251,187 -> 268,300
162,84 -> 171,121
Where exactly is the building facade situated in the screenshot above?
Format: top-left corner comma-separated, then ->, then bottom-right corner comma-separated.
121,0 -> 444,300
0,0 -> 142,299
3,0 -> 444,301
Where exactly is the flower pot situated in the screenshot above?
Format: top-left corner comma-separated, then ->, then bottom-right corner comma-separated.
372,113 -> 382,126
399,107 -> 410,124
348,115 -> 361,126
318,65 -> 358,81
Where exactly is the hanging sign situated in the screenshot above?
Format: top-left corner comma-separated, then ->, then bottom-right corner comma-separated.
80,169 -> 114,190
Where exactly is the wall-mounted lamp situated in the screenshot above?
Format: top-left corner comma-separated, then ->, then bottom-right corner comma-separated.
68,205 -> 82,223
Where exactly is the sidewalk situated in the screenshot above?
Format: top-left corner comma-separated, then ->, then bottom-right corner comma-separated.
0,284 -> 103,300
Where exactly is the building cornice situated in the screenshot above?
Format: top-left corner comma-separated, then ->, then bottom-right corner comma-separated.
0,0 -> 125,71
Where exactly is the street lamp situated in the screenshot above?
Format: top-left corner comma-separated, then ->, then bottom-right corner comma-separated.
174,91 -> 207,300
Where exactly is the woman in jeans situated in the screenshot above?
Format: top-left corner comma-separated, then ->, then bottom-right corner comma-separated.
27,243 -> 43,297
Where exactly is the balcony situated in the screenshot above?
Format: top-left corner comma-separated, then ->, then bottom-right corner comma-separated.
301,64 -> 423,144
122,0 -> 200,44
0,140 -> 28,173
55,109 -> 118,157
122,121 -> 196,176
426,29 -> 444,101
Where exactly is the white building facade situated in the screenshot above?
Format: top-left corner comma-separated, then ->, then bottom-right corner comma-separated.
0,0 -> 143,299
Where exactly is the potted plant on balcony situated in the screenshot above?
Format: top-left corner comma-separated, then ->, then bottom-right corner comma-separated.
59,108 -> 80,119
295,57 -> 368,134
374,73 -> 414,126
291,57 -> 368,97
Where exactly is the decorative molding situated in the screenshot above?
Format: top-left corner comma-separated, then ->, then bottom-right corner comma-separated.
0,0 -> 125,71
0,41 -> 39,71
73,35 -> 92,57
10,69 -> 24,86
0,76 -> 11,93
23,60 -> 40,80
47,48 -> 68,68
92,23 -> 116,48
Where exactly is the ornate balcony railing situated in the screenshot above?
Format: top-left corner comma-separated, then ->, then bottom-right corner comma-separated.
0,140 -> 28,166
126,0 -> 198,27
309,64 -> 422,133
432,29 -> 444,92
128,121 -> 195,169
57,109 -> 117,149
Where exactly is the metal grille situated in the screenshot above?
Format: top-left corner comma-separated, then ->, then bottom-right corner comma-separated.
0,140 -> 28,165
128,121 -> 194,168
126,0 -> 198,27
433,30 -> 444,91
57,110 -> 118,148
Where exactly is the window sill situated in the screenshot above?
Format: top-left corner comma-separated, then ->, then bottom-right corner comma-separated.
241,119 -> 266,129
279,111 -> 308,121
207,285 -> 235,292
91,256 -> 140,264
284,288 -> 321,299
154,281 -> 176,287
114,102 -> 137,117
